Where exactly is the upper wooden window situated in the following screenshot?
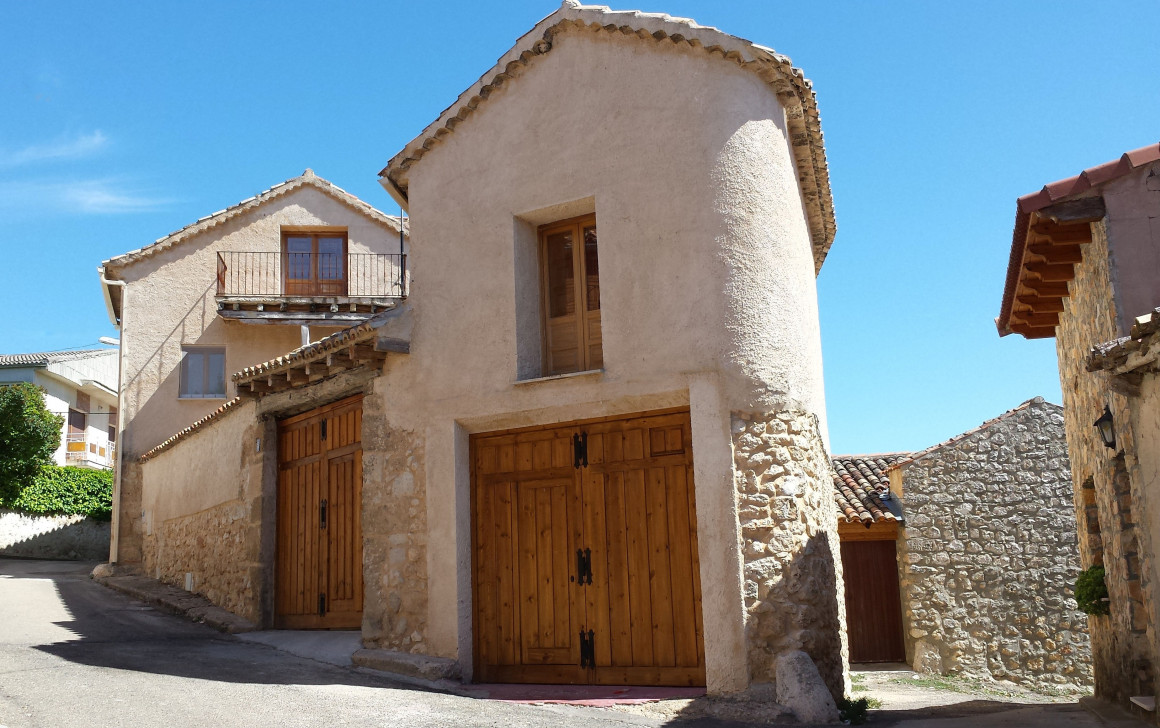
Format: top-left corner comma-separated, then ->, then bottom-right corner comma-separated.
283,231 -> 347,296
179,347 -> 227,399
540,214 -> 601,375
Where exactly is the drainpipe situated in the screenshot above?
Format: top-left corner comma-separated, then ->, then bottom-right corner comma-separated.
100,273 -> 126,565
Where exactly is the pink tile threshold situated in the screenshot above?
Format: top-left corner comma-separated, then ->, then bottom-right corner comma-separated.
464,684 -> 705,707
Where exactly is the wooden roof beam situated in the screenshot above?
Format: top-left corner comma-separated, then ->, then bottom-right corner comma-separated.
1031,222 -> 1093,244
1039,196 -> 1106,224
1028,243 -> 1083,264
1025,262 -> 1076,282
1023,280 -> 1070,297
1016,295 -> 1066,313
1012,310 -> 1060,328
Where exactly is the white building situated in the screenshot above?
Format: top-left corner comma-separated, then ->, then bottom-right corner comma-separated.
0,349 -> 119,470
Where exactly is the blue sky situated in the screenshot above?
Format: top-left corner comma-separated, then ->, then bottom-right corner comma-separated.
1,1 -> 1157,454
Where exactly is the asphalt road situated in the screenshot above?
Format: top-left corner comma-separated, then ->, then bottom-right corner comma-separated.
0,558 -> 1141,728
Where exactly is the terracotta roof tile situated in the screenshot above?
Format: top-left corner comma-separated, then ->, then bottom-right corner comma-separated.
1088,307 -> 1160,374
232,307 -> 400,385
832,453 -> 909,525
0,349 -> 112,368
379,2 -> 836,272
139,397 -> 244,463
998,142 -> 1160,338
101,169 -> 404,273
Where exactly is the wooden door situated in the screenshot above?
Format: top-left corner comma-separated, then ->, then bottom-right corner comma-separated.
276,394 -> 364,629
840,538 -> 905,663
582,413 -> 704,685
471,409 -> 704,686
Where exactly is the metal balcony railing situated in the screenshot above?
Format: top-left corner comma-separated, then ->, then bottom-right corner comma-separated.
216,252 -> 407,298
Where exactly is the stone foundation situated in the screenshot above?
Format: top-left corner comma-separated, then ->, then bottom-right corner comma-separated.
142,499 -> 262,623
731,408 -> 847,698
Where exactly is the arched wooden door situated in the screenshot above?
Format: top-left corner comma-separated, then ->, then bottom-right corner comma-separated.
275,394 -> 364,629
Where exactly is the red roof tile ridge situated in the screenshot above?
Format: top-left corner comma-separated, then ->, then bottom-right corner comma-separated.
999,142 -> 1159,337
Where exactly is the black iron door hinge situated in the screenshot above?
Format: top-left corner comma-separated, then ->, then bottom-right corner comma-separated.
319,498 -> 328,529
318,593 -> 326,617
320,419 -> 328,441
573,432 -> 588,469
579,629 -> 595,668
575,548 -> 592,585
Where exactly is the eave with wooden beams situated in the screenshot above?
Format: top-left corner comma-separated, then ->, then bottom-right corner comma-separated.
997,143 -> 1160,339
232,307 -> 409,397
996,197 -> 1104,339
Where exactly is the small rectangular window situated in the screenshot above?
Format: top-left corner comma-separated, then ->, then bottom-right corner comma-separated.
540,214 -> 601,375
180,347 -> 227,399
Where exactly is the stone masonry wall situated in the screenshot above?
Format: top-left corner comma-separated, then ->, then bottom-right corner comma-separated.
359,379 -> 429,654
143,499 -> 261,622
1056,218 -> 1157,706
140,410 -> 267,625
732,408 -> 848,699
896,397 -> 1091,691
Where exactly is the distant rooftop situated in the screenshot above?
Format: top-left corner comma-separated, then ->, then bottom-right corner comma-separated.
0,349 -> 113,368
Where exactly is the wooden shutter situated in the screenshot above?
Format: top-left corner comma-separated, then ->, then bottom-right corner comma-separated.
541,215 -> 601,375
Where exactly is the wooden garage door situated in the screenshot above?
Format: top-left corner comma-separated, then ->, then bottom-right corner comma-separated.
840,538 -> 905,663
275,394 -> 364,629
472,410 -> 705,686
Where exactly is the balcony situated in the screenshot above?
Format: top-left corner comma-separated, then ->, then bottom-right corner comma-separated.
65,433 -> 114,470
216,251 -> 407,324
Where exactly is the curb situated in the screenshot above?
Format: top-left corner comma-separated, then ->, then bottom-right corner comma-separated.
92,569 -> 257,634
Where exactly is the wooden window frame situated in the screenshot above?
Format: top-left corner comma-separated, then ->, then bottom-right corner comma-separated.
178,346 -> 228,400
539,213 -> 601,376
281,230 -> 349,297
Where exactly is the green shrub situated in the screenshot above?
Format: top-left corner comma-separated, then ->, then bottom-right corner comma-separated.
838,696 -> 871,725
1075,565 -> 1110,616
10,465 -> 113,521
0,383 -> 63,506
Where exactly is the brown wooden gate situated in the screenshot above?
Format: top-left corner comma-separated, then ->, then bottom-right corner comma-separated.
472,410 -> 705,686
275,394 -> 364,629
840,538 -> 905,663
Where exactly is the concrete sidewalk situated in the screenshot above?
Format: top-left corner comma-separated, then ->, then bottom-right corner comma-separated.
92,565 -> 257,634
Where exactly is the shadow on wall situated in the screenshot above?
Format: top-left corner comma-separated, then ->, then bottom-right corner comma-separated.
0,511 -> 109,561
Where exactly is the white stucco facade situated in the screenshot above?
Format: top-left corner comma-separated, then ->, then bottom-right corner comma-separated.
0,350 -> 119,469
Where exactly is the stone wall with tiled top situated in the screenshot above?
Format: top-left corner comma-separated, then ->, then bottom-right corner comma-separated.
1056,218 -> 1157,707
895,398 -> 1091,691
732,408 -> 848,698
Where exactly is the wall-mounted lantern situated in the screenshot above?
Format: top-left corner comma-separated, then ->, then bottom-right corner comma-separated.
1093,405 -> 1116,450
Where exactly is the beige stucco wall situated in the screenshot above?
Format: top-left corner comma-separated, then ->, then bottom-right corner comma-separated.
110,185 -> 399,564
384,27 -> 838,693
1102,159 -> 1160,335
139,398 -> 267,622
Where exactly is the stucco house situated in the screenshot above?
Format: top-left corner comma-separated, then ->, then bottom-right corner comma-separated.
110,2 -> 850,713
0,349 -> 119,470
997,142 -> 1160,717
98,170 -> 407,566
834,398 -> 1091,691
